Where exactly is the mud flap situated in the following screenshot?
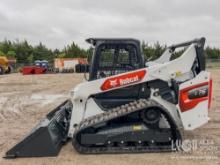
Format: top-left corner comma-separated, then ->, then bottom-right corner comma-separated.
4,100 -> 73,158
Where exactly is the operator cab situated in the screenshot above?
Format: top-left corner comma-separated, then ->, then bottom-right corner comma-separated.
86,38 -> 147,110
86,38 -> 145,81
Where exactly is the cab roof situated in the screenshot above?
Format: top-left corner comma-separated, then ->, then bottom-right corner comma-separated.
86,38 -> 140,46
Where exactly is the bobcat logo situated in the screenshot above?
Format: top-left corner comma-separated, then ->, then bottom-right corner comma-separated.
101,70 -> 146,91
109,79 -> 118,87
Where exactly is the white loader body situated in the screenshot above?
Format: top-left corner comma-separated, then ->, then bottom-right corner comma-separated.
68,43 -> 212,136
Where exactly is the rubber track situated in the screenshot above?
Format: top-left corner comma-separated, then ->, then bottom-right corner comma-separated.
72,99 -> 181,154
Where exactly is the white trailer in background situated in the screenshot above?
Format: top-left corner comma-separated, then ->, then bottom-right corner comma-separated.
63,60 -> 79,72
54,58 -> 87,73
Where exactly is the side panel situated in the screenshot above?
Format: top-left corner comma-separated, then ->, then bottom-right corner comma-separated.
84,98 -> 103,119
177,71 -> 212,130
68,69 -> 147,137
146,49 -> 172,66
151,95 -> 183,129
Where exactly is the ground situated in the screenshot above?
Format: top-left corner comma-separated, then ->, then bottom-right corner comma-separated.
0,70 -> 219,165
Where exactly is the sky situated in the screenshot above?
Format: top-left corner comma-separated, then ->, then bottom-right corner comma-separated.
0,0 -> 219,49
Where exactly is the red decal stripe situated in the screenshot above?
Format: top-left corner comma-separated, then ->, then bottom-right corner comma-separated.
101,70 -> 146,91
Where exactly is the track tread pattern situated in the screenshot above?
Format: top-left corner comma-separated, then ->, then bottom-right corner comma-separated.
72,99 -> 181,154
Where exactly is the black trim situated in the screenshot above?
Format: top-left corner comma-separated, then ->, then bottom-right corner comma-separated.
168,37 -> 205,51
195,38 -> 206,71
81,129 -> 172,145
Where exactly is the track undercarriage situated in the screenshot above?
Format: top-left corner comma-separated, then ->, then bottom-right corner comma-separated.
73,99 -> 182,153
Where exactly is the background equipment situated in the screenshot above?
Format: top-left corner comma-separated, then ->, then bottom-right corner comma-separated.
0,56 -> 12,74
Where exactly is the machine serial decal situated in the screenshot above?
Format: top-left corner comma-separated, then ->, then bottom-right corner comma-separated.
101,70 -> 146,91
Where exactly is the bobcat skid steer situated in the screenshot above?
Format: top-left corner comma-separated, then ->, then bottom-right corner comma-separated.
5,37 -> 212,158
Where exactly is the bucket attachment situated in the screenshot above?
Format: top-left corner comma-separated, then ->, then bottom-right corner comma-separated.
4,100 -> 73,158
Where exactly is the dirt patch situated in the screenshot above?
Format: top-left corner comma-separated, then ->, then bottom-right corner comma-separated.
0,71 -> 219,165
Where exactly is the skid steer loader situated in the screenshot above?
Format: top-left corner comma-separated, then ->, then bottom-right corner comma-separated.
5,37 -> 212,158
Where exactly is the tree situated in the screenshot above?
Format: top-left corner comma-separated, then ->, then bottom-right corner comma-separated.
7,50 -> 16,58
0,39 -> 12,54
205,46 -> 220,59
1,38 -> 219,67
86,46 -> 94,63
27,54 -> 34,64
63,41 -> 87,58
142,41 -> 166,61
58,53 -> 66,58
0,50 -> 4,56
0,39 -> 90,64
32,42 -> 54,63
53,49 -> 60,58
154,41 -> 166,59
13,40 -> 33,63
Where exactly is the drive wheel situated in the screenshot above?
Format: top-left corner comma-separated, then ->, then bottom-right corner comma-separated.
140,107 -> 161,128
140,106 -> 181,150
7,66 -> 11,73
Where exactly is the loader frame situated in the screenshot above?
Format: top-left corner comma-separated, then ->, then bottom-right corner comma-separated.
68,37 -> 210,137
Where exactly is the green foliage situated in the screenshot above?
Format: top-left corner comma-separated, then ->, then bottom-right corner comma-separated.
0,39 -> 220,66
58,53 -> 66,58
63,41 -> 87,58
27,54 -> 34,63
32,42 -> 54,63
205,46 -> 220,59
86,47 -> 94,64
142,41 -> 220,60
7,50 -> 16,58
142,41 -> 166,61
0,40 -> 87,64
53,49 -> 60,58
0,50 -> 4,56
0,40 -> 12,54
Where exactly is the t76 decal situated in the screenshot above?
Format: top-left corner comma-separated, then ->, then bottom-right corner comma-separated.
101,70 -> 146,91
179,81 -> 210,112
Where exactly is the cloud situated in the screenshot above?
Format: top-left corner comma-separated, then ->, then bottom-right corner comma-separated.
0,0 -> 219,49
